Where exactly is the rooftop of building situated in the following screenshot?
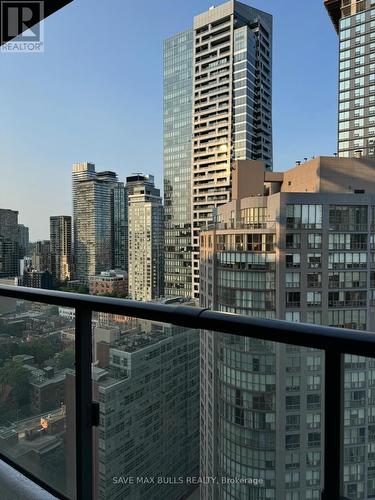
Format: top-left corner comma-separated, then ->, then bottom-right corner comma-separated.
231,156 -> 375,201
90,270 -> 127,280
324,0 -> 341,33
194,0 -> 272,30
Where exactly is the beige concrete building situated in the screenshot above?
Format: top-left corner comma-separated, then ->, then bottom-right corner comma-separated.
200,156 -> 375,500
191,1 -> 273,299
127,175 -> 164,301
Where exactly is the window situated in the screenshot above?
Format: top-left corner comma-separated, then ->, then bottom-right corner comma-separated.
286,272 -> 300,288
328,252 -> 367,270
340,40 -> 350,51
306,451 -> 321,467
339,99 -> 350,110
285,452 -> 300,470
286,253 -> 301,268
329,205 -> 367,231
340,18 -> 351,30
308,432 -> 321,448
329,233 -> 367,250
286,395 -> 300,410
286,435 -> 300,450
286,233 -> 301,249
307,356 -> 321,371
306,470 -> 320,487
307,273 -> 322,288
307,292 -> 322,307
308,234 -> 322,249
306,311 -> 322,325
307,394 -> 321,409
285,311 -> 301,323
285,471 -> 300,489
247,233 -> 275,252
328,290 -> 367,308
307,253 -> 321,269
240,207 -> 266,228
286,291 -> 300,308
340,29 -> 351,40
307,375 -> 321,391
339,110 -> 350,121
340,80 -> 350,91
286,376 -> 300,392
339,120 -> 349,130
328,309 -> 367,330
354,77 -> 364,88
328,271 -> 367,289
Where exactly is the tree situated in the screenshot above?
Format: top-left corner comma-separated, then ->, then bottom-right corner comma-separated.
0,360 -> 30,409
19,337 -> 61,367
0,342 -> 19,366
56,349 -> 75,369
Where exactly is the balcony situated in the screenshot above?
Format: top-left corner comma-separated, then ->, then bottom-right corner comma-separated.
0,285 -> 374,500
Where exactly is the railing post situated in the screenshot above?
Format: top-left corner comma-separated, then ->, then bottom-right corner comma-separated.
321,349 -> 344,500
75,307 -> 93,500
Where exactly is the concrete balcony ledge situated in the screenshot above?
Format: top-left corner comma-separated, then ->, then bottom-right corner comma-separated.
0,460 -> 57,500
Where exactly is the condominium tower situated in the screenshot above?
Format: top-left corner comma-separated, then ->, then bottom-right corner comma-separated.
326,0 -> 375,158
72,164 -> 127,283
112,182 -> 126,271
163,1 -> 273,299
73,166 -> 113,282
127,175 -> 164,301
50,216 -> 72,282
164,29 -> 194,298
17,224 -> 29,259
0,209 -> 19,277
200,157 -> 375,499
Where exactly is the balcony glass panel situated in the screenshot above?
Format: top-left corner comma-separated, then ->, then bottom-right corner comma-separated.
0,299 -> 75,498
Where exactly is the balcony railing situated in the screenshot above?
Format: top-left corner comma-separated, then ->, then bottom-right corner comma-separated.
0,285 -> 375,500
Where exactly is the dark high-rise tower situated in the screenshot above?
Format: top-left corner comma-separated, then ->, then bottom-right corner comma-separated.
164,30 -> 194,299
50,216 -> 72,282
0,209 -> 19,277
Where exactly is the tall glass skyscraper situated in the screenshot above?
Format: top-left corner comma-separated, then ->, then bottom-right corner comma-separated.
73,175 -> 112,283
163,30 -> 194,298
163,1 -> 273,300
326,0 -> 375,158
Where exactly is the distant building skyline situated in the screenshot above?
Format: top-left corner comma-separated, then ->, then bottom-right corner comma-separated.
0,0 -> 338,241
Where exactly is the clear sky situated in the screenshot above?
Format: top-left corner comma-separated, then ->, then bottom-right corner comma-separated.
0,0 -> 338,240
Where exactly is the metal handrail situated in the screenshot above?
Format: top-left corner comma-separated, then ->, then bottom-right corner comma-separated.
0,285 -> 375,500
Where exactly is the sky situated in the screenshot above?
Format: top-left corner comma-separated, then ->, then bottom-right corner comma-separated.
0,0 -> 338,240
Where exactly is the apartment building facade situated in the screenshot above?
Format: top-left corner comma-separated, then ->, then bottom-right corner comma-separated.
191,1 -> 273,299
326,0 -> 375,158
50,216 -> 72,282
163,1 -> 273,299
127,175 -> 164,301
200,157 -> 375,499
